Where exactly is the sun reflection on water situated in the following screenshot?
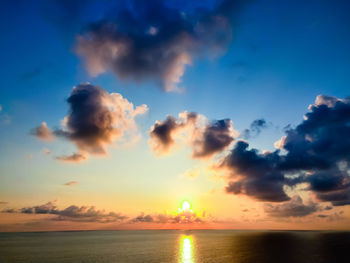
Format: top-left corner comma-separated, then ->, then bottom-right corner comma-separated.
179,235 -> 194,263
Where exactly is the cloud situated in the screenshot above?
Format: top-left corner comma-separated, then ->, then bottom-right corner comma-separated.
75,0 -> 240,91
3,201 -> 208,224
149,111 -> 201,155
264,196 -> 319,217
30,122 -> 55,141
21,201 -> 59,214
56,205 -> 127,223
130,210 -> 204,224
277,95 -> 350,205
6,201 -> 127,223
223,141 -> 291,202
241,118 -> 268,139
0,201 -> 8,205
149,111 -> 237,158
221,95 -> 350,206
32,83 -> 147,161
42,148 -> 51,155
130,213 -> 154,223
56,153 -> 87,163
64,181 -> 78,186
305,169 -> 350,206
55,83 -> 147,155
192,119 -> 235,158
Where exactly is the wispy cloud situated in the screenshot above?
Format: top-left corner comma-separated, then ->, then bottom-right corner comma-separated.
64,181 -> 78,186
30,122 -> 55,142
4,201 -> 127,223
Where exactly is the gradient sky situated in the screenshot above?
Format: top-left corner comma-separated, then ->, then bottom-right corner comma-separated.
0,0 -> 350,231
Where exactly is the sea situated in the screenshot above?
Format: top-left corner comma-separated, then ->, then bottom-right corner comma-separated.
0,230 -> 349,263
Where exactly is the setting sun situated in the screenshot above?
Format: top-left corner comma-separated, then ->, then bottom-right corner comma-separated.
181,201 -> 191,212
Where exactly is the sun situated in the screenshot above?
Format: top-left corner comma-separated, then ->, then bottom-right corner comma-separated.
180,200 -> 192,212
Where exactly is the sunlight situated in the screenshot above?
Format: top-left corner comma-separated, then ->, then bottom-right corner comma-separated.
178,200 -> 194,214
182,201 -> 191,211
179,235 -> 194,263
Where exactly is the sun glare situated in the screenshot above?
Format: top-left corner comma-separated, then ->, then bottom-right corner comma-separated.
179,200 -> 193,213
182,201 -> 191,211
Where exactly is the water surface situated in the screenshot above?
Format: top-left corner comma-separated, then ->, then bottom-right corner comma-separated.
1,230 -> 349,263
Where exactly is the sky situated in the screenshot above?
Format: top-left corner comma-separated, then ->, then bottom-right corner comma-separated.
0,0 -> 350,232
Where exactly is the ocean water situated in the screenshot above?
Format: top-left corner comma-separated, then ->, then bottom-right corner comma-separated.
0,230 -> 349,263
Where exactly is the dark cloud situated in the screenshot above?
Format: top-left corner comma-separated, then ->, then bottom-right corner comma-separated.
2,208 -> 16,213
130,210 -> 204,224
241,118 -> 268,139
149,111 -> 200,155
223,141 -> 290,202
56,205 -> 127,223
32,83 -> 147,161
149,111 -> 237,158
21,201 -> 59,214
279,95 -> 350,171
264,196 -> 319,217
5,201 -> 127,223
131,214 -> 154,223
317,214 -> 328,218
3,202 -> 207,224
30,122 -> 55,142
277,95 -> 350,205
75,0 -> 242,91
221,95 -> 350,206
193,119 -> 235,158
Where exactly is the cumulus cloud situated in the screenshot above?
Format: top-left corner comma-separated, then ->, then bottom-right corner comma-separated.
30,122 -> 55,141
64,181 -> 78,186
241,118 -> 268,139
223,141 -> 291,202
55,83 -> 147,155
31,83 -> 147,162
193,119 -> 235,158
6,201 -> 127,223
75,0 -> 240,91
221,95 -> 350,206
264,196 -> 319,217
149,111 -> 237,158
149,112 -> 199,154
